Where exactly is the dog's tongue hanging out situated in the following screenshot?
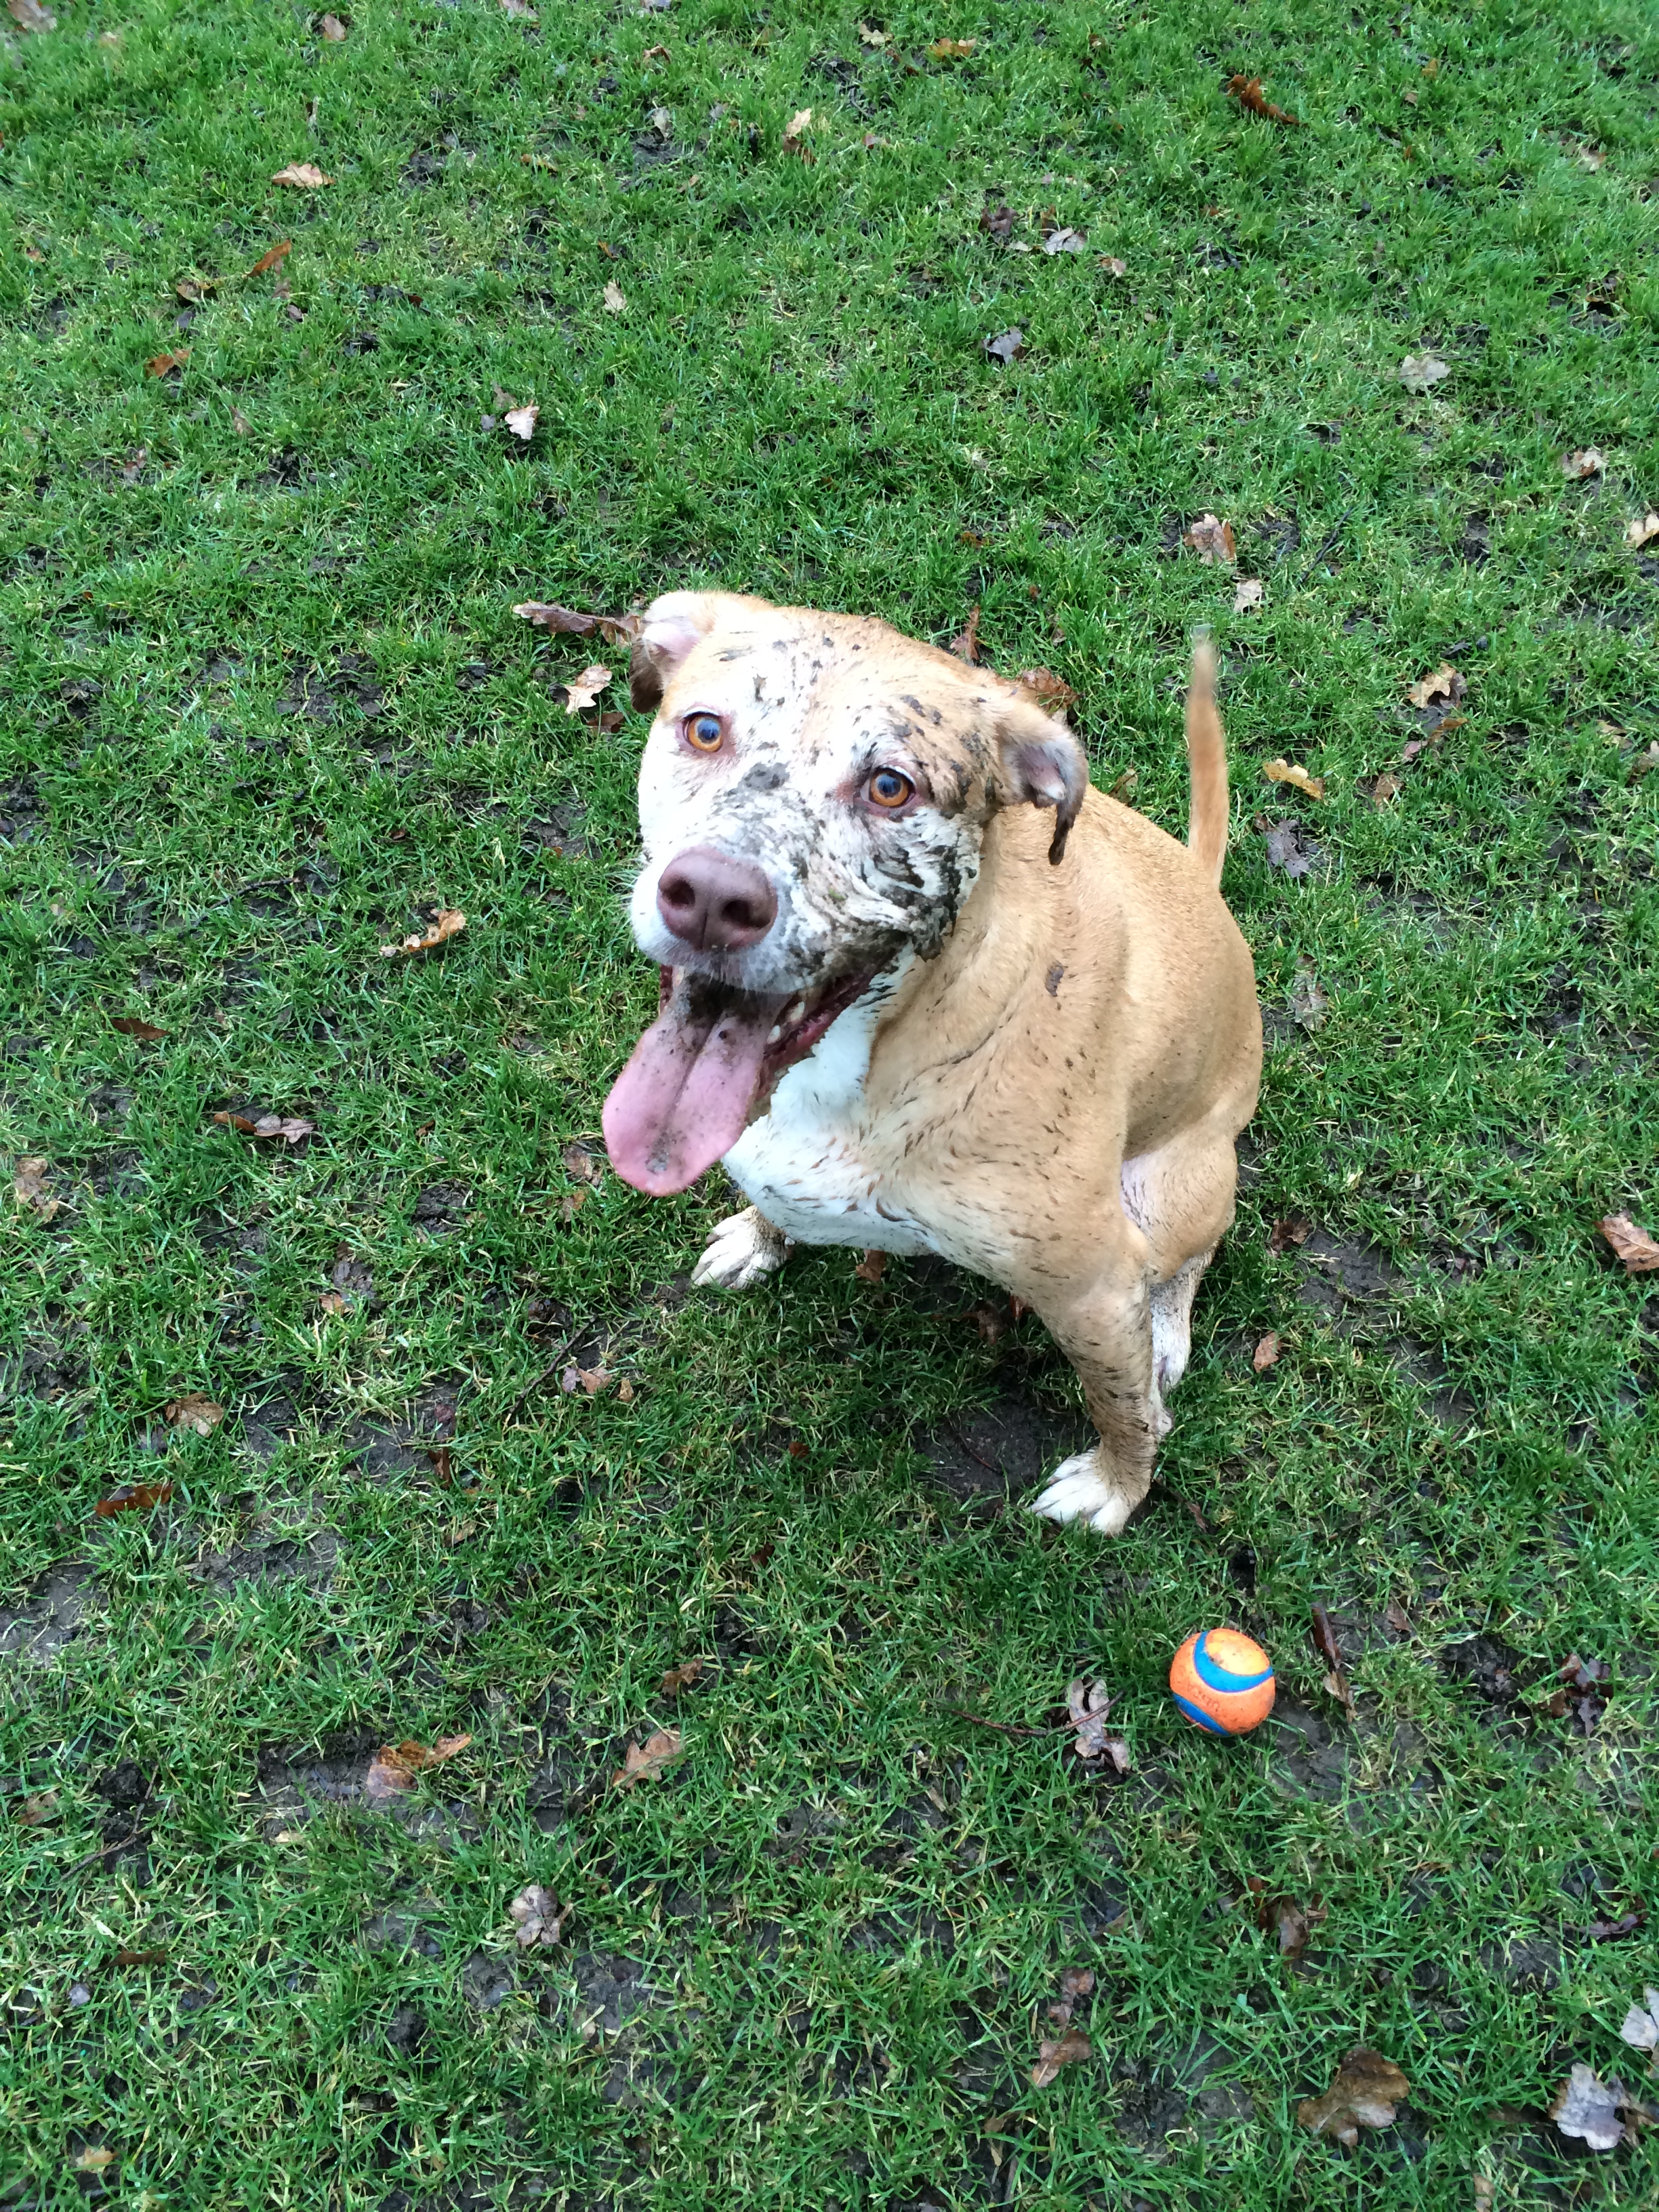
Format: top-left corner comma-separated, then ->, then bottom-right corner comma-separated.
603,972 -> 789,1196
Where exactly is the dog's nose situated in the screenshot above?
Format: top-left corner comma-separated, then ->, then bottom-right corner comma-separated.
655,846 -> 777,952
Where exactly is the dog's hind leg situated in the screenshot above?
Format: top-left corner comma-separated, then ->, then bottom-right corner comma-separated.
691,1205 -> 793,1290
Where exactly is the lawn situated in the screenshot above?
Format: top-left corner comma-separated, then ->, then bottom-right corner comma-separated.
2,0 -> 1658,2205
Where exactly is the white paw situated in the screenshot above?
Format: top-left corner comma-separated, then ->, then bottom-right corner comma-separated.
691,1208 -> 790,1292
1029,1449 -> 1140,1537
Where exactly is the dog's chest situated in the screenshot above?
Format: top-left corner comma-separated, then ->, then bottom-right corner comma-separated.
721,991 -> 937,1254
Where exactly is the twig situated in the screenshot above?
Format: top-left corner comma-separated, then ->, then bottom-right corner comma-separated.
943,1704 -> 1070,1739
508,1335 -> 583,1421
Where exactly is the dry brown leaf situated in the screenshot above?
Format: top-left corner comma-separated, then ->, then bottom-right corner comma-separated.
983,326 -> 1025,365
1233,577 -> 1267,612
1097,253 -> 1128,277
1263,758 -> 1324,799
504,402 -> 539,441
1047,1966 -> 1095,2028
1619,1990 -> 1659,2052
114,1946 -> 166,1967
7,0 -> 56,30
211,1109 -> 314,1144
1297,2048 -> 1410,2146
1248,1876 -> 1326,1961
859,22 -> 888,46
1015,667 -> 1079,710
659,1658 -> 704,1695
73,2149 -> 115,2174
18,1790 -> 60,1825
111,1014 -> 166,1040
1043,226 -> 1087,254
1268,1215 -> 1312,1252
380,909 -> 466,958
1031,2028 -> 1090,2088
562,1141 -> 605,1187
1599,1214 -> 1659,1275
602,279 -> 628,315
1290,964 -> 1329,1031
642,43 -> 669,62
948,606 -> 983,663
146,348 -> 190,377
612,1727 -> 683,1790
318,1290 -> 347,1317
245,240 -> 293,279
165,1395 -> 224,1437
1252,1332 -> 1281,1373
95,1480 -> 174,1519
13,1156 -> 60,1221
1550,2064 -> 1627,2152
508,1884 -> 562,1946
1383,1598 -> 1413,1635
1183,512 -> 1236,566
1227,74 -> 1299,125
1311,1602 -> 1357,1719
563,665 -> 613,715
557,1189 -> 590,1225
173,277 -> 215,304
363,1734 -> 471,1805
781,107 -> 813,159
853,1248 -> 888,1283
1399,351 -> 1450,393
318,11 -> 349,37
1067,1679 -> 1126,1768
1576,144 -> 1605,171
1372,771 -> 1401,804
930,38 -> 976,58
272,162 -> 333,189
560,1364 -> 613,1395
1407,662 -> 1466,710
1562,447 -> 1605,480
499,0 -> 537,15
1626,513 -> 1659,550
231,405 -> 253,436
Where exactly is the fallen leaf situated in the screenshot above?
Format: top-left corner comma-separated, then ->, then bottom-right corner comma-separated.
781,106 -> 813,159
1563,447 -> 1605,480
512,601 -> 638,645
1016,668 -> 1078,710
1372,771 -> 1401,804
1399,351 -> 1450,393
245,240 -> 293,279
1097,253 -> 1129,276
272,162 -> 333,188
8,0 -> 56,28
929,37 -> 975,59
1383,1598 -> 1412,1635
95,1480 -> 174,1519
114,1946 -> 166,1966
231,405 -> 253,436
979,202 -> 1013,243
73,2149 -> 115,2174
983,326 -> 1025,365
362,1734 -> 471,1805
1263,757 -> 1324,799
859,22 -> 888,45
1600,1214 -> 1659,1275
1406,662 -> 1467,712
17,1790 -> 60,1825
1290,963 -> 1329,1031
1260,817 -> 1323,878
1268,1216 -> 1312,1252
948,606 -> 983,663
318,11 -> 349,37
1549,2064 -> 1627,2152
1067,1679 -> 1118,1763
562,1141 -> 605,1187
1620,1989 -> 1659,2051
504,402 -> 539,441
380,909 -> 466,958
561,1365 -> 613,1396
499,0 -> 537,14
557,1189 -> 589,1224
1227,74 -> 1299,125
508,1884 -> 563,1946
1626,513 -> 1659,550
173,277 -> 216,304
612,1727 -> 683,1790
854,1248 -> 887,1283
1589,1912 -> 1643,1943
428,1444 -> 453,1485
1031,2028 -> 1090,2088
966,1299 -> 1008,1343
1576,144 -> 1605,171
1043,226 -> 1087,254
1047,1965 -> 1095,2029
165,1395 -> 224,1437
211,1109 -> 314,1144
146,348 -> 190,377
1233,577 -> 1266,612
1183,512 -> 1236,566
1311,1602 -> 1357,1719
659,1658 -> 704,1695
1296,2048 -> 1410,2146
111,1015 -> 166,1040
1252,1332 -> 1281,1373
1248,1877 -> 1326,1961
13,1156 -> 60,1221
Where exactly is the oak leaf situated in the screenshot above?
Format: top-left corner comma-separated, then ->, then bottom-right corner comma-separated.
1031,2028 -> 1090,2087
1562,447 -> 1605,479
363,1734 -> 471,1805
380,909 -> 466,958
563,665 -> 613,714
211,1109 -> 314,1144
929,38 -> 975,58
13,1156 -> 60,1221
1626,513 -> 1659,550
612,1727 -> 683,1789
1399,351 -> 1450,392
1227,74 -> 1298,125
9,0 -> 56,28
1252,1332 -> 1281,1372
1098,254 -> 1128,276
983,326 -> 1024,365
659,1658 -> 704,1694
1017,668 -> 1078,709
1296,2048 -> 1410,2146
318,12 -> 349,37
272,162 -> 333,188
504,402 -> 539,441
1406,662 -> 1466,711
1549,2064 -> 1628,2152
245,241 -> 293,278
853,1248 -> 887,1282
165,1395 -> 224,1437
513,602 -> 639,645
1599,1214 -> 1659,1275
1183,512 -> 1235,565
948,606 -> 983,663
781,107 -> 813,159
1043,226 -> 1086,254
508,1885 -> 563,1946
146,348 -> 190,377
1233,577 -> 1266,612
1619,1988 -> 1659,2053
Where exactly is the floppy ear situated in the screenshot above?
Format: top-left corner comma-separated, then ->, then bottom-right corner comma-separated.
628,592 -> 720,712
997,697 -> 1090,865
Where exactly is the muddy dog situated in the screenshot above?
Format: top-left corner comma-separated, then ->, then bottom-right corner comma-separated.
602,592 -> 1261,1534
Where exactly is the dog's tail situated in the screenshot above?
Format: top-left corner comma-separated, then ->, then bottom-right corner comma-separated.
1185,636 -> 1228,887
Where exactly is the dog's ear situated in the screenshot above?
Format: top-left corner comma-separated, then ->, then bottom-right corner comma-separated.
996,697 -> 1090,865
628,592 -> 727,713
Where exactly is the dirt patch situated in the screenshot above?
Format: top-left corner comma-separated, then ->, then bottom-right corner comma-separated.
194,1497 -> 339,1593
0,1565 -> 99,1660
918,1391 -> 1090,1511
1294,1230 -> 1403,1324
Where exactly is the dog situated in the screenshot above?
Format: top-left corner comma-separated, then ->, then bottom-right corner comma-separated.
602,592 -> 1261,1534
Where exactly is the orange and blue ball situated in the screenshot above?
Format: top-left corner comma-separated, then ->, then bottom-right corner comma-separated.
1169,1627 -> 1276,1735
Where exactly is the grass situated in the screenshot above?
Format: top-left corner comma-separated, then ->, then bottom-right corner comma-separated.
1,0 -> 1657,2204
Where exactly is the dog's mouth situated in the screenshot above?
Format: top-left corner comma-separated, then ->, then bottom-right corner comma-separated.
603,963 -> 876,1197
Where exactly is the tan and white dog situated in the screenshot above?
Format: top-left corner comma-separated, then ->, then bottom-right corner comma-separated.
602,592 -> 1262,1534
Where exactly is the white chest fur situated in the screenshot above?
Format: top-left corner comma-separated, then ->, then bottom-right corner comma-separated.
720,964 -> 937,1255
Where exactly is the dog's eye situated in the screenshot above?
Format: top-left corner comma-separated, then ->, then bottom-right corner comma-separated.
867,768 -> 914,810
683,713 -> 724,754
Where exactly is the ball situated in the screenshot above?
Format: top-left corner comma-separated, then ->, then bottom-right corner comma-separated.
1169,1627 -> 1276,1736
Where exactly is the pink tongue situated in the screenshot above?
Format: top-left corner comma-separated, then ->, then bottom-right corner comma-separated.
603,978 -> 786,1196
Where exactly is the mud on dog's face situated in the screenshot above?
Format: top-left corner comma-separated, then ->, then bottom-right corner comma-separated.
603,590 -> 1086,1197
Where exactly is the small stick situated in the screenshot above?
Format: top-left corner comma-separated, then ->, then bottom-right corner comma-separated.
943,1705 -> 1070,1739
508,1334 -> 583,1421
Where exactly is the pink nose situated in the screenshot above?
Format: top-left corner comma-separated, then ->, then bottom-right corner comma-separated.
655,846 -> 778,952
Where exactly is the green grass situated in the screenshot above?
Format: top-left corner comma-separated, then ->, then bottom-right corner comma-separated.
2,0 -> 1658,2205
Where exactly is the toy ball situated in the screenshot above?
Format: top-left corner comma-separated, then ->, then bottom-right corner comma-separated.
1169,1627 -> 1276,1736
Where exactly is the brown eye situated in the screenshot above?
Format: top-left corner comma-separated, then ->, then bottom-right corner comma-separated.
867,768 -> 914,809
683,712 -> 724,754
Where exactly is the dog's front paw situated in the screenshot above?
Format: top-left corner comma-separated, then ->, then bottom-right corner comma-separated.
691,1207 -> 792,1291
1029,1448 -> 1145,1538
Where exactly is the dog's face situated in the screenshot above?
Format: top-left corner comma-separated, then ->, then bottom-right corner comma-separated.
603,590 -> 1086,1195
